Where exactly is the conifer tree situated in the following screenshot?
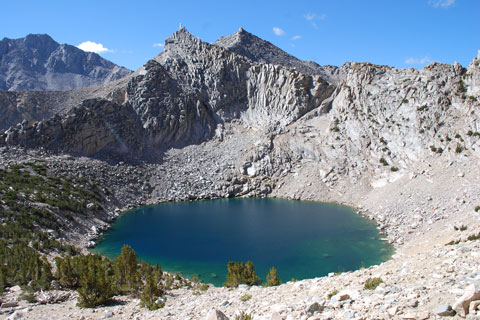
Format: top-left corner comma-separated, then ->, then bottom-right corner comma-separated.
265,266 -> 281,287
140,273 -> 165,310
223,261 -> 261,287
77,255 -> 114,308
114,244 -> 140,293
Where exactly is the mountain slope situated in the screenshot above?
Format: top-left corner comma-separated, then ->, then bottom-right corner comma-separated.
0,34 -> 132,91
214,27 -> 348,84
1,28 -> 334,159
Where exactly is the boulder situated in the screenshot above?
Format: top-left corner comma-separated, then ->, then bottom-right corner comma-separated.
270,312 -> 283,320
307,301 -> 324,313
1,301 -> 19,308
436,304 -> 456,317
453,283 -> 480,317
470,300 -> 480,314
206,309 -> 230,320
7,311 -> 23,320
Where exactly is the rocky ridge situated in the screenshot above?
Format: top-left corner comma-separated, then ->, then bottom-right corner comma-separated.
0,28 -> 480,319
214,27 -> 348,85
0,34 -> 132,91
1,28 -> 335,157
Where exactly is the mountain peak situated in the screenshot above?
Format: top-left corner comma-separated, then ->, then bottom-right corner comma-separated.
214,28 -> 344,84
0,34 -> 132,91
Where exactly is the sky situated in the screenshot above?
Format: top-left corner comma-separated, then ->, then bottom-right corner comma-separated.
1,0 -> 478,71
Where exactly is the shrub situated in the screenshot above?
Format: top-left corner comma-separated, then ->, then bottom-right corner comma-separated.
467,234 -> 480,241
457,80 -> 467,94
115,245 -> 140,293
379,157 -> 389,166
200,283 -> 209,291
19,292 -> 36,303
475,206 -> 480,212
223,261 -> 261,287
235,312 -> 253,320
417,105 -> 428,111
264,266 -> 281,287
455,143 -> 463,153
240,294 -> 252,302
364,277 -> 383,290
0,245 -> 52,292
390,166 -> 399,172
446,240 -> 460,246
76,255 -> 114,308
430,145 -> 437,152
328,290 -> 339,299
140,274 -> 165,310
191,274 -> 200,283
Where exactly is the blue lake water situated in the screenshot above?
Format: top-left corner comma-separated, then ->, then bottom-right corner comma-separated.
93,198 -> 393,286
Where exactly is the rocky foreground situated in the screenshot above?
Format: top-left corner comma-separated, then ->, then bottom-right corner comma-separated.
0,137 -> 479,320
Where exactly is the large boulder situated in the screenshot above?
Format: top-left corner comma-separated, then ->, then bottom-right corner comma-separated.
453,283 -> 480,317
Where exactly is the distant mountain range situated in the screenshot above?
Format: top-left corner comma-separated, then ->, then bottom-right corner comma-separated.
0,34 -> 132,91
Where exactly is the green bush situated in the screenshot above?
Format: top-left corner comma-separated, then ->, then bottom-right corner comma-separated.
264,266 -> 281,287
114,245 -> 140,293
0,245 -> 52,292
76,255 -> 114,308
240,293 -> 252,302
235,312 -> 253,320
364,277 -> 383,290
328,290 -> 339,299
455,143 -> 463,153
223,261 -> 261,287
379,157 -> 389,166
140,274 -> 165,310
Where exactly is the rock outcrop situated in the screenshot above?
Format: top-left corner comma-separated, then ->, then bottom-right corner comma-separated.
1,28 -> 334,158
0,34 -> 132,91
215,27 -> 348,85
1,99 -> 147,161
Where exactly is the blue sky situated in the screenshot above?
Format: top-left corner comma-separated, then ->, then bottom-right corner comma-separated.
1,0 -> 478,71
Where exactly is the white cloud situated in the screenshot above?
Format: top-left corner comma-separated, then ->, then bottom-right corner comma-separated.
153,43 -> 164,48
405,56 -> 432,65
429,0 -> 456,8
77,41 -> 111,53
291,35 -> 302,40
273,27 -> 285,36
304,13 -> 327,29
305,13 -> 316,21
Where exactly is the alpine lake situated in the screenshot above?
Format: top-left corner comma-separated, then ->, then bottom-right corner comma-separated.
93,198 -> 393,287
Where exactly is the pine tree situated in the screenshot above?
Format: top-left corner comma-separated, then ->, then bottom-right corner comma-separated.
114,244 -> 140,293
223,261 -> 261,287
77,255 -> 114,308
265,266 -> 281,287
140,273 -> 165,310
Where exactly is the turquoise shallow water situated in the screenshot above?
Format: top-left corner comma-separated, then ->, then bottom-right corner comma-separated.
93,198 -> 393,286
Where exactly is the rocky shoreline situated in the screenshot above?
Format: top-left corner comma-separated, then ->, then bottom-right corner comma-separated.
1,144 -> 480,319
